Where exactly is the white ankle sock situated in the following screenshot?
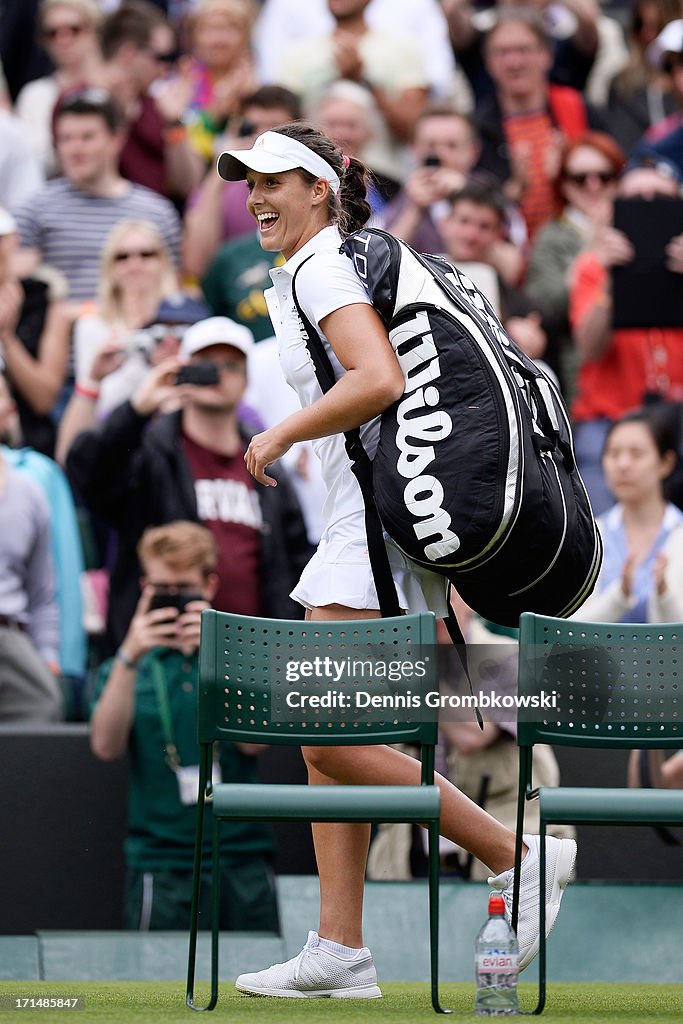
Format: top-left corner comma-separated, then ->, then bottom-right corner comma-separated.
317,935 -> 366,959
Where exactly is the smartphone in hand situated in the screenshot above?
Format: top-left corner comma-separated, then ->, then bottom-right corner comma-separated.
148,590 -> 203,615
175,362 -> 220,387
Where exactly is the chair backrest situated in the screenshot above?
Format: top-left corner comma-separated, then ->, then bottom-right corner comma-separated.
197,610 -> 438,748
517,613 -> 683,749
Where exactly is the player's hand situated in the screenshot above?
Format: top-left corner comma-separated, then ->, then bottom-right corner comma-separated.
244,427 -> 292,486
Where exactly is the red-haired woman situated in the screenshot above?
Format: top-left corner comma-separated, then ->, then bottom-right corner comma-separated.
525,131 -> 626,399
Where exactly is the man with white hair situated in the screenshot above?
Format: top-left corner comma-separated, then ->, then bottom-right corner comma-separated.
313,79 -> 400,212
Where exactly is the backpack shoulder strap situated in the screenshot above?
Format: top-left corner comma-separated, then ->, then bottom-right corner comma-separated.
291,257 -> 401,617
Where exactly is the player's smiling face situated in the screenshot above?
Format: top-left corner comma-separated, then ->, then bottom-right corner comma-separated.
246,169 -> 330,259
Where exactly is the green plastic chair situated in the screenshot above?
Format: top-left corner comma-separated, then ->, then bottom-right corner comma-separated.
186,609 -> 450,1014
512,613 -> 683,1013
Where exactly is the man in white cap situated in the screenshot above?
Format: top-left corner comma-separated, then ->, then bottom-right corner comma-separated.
67,315 -> 312,655
630,19 -> 683,179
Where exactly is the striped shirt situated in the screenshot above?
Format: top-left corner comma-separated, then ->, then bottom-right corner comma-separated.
13,178 -> 182,303
503,110 -> 559,241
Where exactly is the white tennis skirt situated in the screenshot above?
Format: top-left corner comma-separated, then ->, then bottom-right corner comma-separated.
290,510 -> 449,616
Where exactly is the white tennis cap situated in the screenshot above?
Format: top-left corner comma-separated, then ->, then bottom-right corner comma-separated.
179,317 -> 254,359
217,130 -> 341,194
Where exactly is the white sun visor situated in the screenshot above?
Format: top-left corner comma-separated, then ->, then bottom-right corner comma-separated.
217,130 -> 341,194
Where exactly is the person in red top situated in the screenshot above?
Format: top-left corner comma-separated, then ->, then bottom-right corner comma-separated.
570,157 -> 683,514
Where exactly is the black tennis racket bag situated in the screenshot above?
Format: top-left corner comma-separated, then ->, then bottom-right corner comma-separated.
293,228 -> 602,628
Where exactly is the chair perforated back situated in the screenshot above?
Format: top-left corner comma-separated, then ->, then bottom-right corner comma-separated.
197,609 -> 438,748
514,613 -> 683,1013
517,613 -> 683,750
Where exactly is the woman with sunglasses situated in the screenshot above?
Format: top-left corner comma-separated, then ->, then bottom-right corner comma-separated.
15,0 -> 105,176
213,121 -> 577,1000
525,131 -> 625,400
55,219 -> 206,465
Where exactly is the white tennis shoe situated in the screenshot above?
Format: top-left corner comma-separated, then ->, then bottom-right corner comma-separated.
488,833 -> 577,970
235,930 -> 382,999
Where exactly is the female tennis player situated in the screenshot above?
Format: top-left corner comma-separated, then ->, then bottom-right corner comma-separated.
216,123 -> 576,999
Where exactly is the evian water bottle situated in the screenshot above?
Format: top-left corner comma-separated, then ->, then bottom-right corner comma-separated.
474,894 -> 519,1016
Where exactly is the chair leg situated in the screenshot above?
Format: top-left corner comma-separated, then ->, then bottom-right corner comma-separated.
533,820 -> 547,1015
186,866 -> 202,1011
208,817 -> 221,1010
185,817 -> 221,1011
427,819 -> 451,1015
187,785 -> 207,1010
511,827 -> 525,935
512,748 -> 531,933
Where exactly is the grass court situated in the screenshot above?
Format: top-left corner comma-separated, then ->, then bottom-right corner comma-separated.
1,981 -> 682,1023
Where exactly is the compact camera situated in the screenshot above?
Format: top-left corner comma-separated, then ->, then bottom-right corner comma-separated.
125,323 -> 190,360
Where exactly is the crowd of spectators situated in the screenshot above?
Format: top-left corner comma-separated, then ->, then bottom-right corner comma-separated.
1,0 -> 683,922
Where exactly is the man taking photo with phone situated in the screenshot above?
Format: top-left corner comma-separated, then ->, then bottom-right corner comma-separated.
67,315 -> 312,656
381,105 -> 482,254
90,520 -> 279,931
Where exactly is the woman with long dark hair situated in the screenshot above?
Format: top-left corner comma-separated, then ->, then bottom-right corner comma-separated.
574,409 -> 683,623
215,122 -> 577,999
